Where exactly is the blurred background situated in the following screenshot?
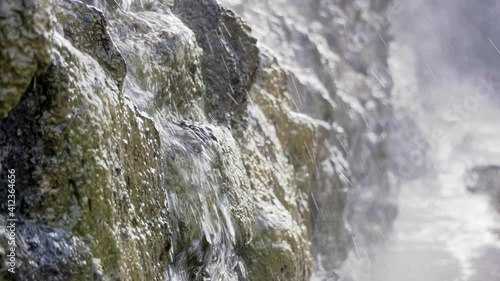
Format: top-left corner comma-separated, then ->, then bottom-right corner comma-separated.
370,1 -> 500,280
223,0 -> 500,280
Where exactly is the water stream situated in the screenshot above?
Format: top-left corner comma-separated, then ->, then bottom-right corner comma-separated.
373,129 -> 500,280
369,1 -> 500,277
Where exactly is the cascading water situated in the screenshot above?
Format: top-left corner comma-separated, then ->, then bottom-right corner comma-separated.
1,0 -> 499,280
362,1 -> 500,280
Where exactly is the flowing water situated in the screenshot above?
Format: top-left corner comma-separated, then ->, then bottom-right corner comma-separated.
367,1 -> 500,278
3,0 -> 499,280
371,101 -> 500,280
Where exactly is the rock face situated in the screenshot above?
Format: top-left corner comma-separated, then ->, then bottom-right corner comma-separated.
0,0 -> 396,280
219,0 -> 398,278
0,0 -> 53,118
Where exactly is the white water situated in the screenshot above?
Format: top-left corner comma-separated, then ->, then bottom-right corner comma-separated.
373,145 -> 500,280
369,39 -> 500,280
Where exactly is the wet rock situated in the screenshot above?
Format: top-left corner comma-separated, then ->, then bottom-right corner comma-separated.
233,49 -> 315,281
175,0 -> 259,121
0,219 -> 102,280
0,0 -> 53,118
219,0 -> 397,278
0,0 -> 395,280
1,1 -> 169,279
55,0 -> 127,88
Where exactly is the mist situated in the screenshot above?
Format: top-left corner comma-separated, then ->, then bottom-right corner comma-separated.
366,1 -> 500,280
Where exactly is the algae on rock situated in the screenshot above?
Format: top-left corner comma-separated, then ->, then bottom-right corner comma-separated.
0,0 -> 398,280
232,50 -> 316,280
219,0 -> 397,279
0,0 -> 318,280
0,0 -> 53,118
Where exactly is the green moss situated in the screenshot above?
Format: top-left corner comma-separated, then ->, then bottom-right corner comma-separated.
15,32 -> 172,280
0,0 -> 52,118
1,0 -> 321,279
241,227 -> 311,281
230,51 -> 315,280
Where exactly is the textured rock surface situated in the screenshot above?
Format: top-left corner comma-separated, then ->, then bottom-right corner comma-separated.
0,0 -> 315,280
219,0 -> 397,279
0,0 -> 53,118
175,0 -> 259,120
0,0 -> 396,280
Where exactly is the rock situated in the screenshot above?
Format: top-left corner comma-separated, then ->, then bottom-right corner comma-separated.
232,49 -> 315,281
0,1 -> 169,279
0,0 -> 396,280
0,0 -> 53,118
0,219 -> 102,281
55,0 -> 127,88
175,0 -> 259,121
219,0 -> 397,277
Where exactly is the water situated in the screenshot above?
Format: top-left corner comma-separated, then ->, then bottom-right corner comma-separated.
373,150 -> 500,281
369,36 -> 500,280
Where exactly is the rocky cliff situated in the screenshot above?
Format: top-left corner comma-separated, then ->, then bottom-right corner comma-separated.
0,0 -> 396,280
218,0 -> 398,278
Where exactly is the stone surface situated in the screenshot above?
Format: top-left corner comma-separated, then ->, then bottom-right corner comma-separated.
175,0 -> 259,121
0,0 -> 396,280
0,0 -> 318,280
0,0 -> 53,118
219,0 -> 397,279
